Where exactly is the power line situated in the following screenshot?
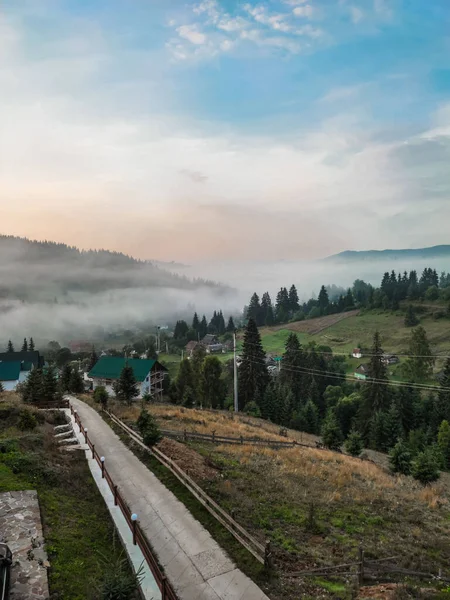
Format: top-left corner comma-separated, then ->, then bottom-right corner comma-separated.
239,355 -> 448,393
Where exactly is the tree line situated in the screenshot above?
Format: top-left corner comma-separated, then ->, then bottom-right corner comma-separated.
235,318 -> 450,484
173,311 -> 236,344
245,267 -> 450,326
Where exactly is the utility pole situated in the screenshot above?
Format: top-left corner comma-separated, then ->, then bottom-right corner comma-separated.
233,330 -> 238,413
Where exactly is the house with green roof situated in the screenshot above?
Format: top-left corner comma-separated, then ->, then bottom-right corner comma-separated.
0,361 -> 22,391
88,357 -> 167,399
0,351 -> 43,391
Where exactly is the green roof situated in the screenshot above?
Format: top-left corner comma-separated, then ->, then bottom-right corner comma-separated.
89,357 -> 157,382
0,361 -> 21,381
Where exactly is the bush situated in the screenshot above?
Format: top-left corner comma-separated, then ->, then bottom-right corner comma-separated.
97,553 -> 143,600
94,386 -> 109,408
344,430 -> 364,456
321,412 -> 343,450
411,449 -> 440,484
137,409 -> 162,447
18,409 -> 38,431
243,401 -> 261,418
389,440 -> 412,475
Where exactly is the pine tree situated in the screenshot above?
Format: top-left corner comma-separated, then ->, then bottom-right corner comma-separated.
275,288 -> 290,323
321,411 -> 343,450
360,332 -> 390,434
199,315 -> 208,339
345,430 -> 364,456
176,359 -> 194,404
438,420 -> 450,469
69,368 -> 84,394
173,320 -> 189,340
29,337 -> 35,351
21,338 -> 28,352
192,312 -> 200,333
260,383 -> 277,421
88,347 -> 99,372
113,364 -> 139,405
389,439 -> 412,475
412,449 -> 440,484
247,293 -> 262,325
436,359 -> 450,424
280,333 -> 305,408
405,326 -> 435,383
202,357 -> 225,409
371,410 -> 388,451
137,409 -> 162,446
288,285 -> 300,313
7,340 -> 14,353
191,345 -> 206,401
60,364 -> 72,392
394,387 -> 416,435
318,286 -> 329,314
302,400 -> 319,434
261,292 -> 274,326
280,389 -> 294,427
41,366 -> 59,403
238,318 -> 269,410
21,368 -> 43,404
384,401 -> 404,449
226,316 -> 235,332
404,305 -> 419,327
218,311 -> 226,335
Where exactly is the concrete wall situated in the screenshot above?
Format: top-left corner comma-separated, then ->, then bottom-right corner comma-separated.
92,376 -> 150,399
2,380 -> 19,391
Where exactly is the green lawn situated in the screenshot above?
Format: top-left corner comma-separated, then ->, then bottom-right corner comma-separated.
0,402 -> 134,600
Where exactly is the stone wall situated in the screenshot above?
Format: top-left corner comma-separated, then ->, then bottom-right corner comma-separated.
0,490 -> 49,600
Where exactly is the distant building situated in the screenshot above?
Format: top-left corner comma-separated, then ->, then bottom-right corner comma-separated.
0,351 -> 44,391
200,334 -> 223,354
382,354 -> 399,365
352,348 -> 362,359
354,364 -> 369,380
89,357 -> 167,400
185,340 -> 200,358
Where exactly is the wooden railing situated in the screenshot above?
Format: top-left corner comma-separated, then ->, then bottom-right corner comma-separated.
70,405 -> 178,600
159,428 -> 297,449
105,410 -> 272,568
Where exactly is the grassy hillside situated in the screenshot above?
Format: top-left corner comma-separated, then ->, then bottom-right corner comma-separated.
111,401 -> 450,600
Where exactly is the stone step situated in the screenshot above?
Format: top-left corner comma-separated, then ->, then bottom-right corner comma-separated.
54,430 -> 73,439
54,423 -> 71,431
57,437 -> 79,445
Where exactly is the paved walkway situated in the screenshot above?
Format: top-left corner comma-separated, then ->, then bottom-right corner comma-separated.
69,397 -> 270,600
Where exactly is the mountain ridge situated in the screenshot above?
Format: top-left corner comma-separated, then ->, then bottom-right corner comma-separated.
324,245 -> 450,262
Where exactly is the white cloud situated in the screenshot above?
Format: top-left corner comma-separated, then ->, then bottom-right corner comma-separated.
220,39 -> 235,51
176,24 -> 206,45
217,16 -> 248,32
293,5 -> 314,18
350,6 -> 364,23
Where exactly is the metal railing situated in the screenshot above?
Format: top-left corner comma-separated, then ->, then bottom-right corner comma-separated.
70,404 -> 178,600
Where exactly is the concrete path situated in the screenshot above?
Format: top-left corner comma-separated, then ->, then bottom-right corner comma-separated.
68,397 -> 270,600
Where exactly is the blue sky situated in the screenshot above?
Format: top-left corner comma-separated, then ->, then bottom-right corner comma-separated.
1,0 -> 449,260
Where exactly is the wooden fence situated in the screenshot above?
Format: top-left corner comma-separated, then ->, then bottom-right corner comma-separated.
33,399 -> 70,409
70,405 -> 178,600
105,410 -> 272,568
160,427 -> 297,449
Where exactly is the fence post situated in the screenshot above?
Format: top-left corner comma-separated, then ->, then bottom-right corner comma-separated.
212,430 -> 216,443
131,514 -> 137,545
84,428 -> 88,444
240,435 -> 243,445
183,429 -> 187,442
358,545 -> 364,586
264,540 -> 273,570
162,576 -> 167,600
101,456 -> 105,478
92,444 -> 95,460
114,485 -> 118,506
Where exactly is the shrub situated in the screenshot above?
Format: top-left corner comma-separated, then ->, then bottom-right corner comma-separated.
18,409 -> 38,431
389,440 -> 412,475
243,401 -> 261,418
97,553 -> 143,600
344,430 -> 364,456
94,386 -> 109,408
137,409 -> 162,447
411,449 -> 440,484
321,412 -> 343,450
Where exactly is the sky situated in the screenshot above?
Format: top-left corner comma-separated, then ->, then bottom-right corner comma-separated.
1,0 -> 449,262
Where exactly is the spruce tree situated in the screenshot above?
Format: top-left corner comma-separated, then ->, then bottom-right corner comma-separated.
436,359 -> 450,423
191,345 -> 206,402
301,400 -> 319,434
438,420 -> 450,469
113,364 -> 139,405
192,312 -> 200,333
22,368 -> 43,404
288,285 -> 300,313
247,293 -> 262,326
404,305 -> 419,327
318,286 -> 329,314
60,363 -> 72,392
41,366 -> 59,403
201,356 -> 224,409
389,440 -> 412,475
360,332 -> 390,434
280,333 -> 305,408
88,347 -> 99,372
412,449 -> 440,484
69,369 -> 84,394
384,401 -> 403,449
261,292 -> 274,326
200,315 -> 208,339
226,316 -> 235,332
345,430 -> 364,456
260,383 -> 277,421
176,359 -> 194,404
21,338 -> 28,352
7,340 -> 14,353
238,318 -> 269,411
29,337 -> 35,351
275,287 -> 290,323
321,411 -> 343,450
405,326 -> 435,383
218,311 -> 226,335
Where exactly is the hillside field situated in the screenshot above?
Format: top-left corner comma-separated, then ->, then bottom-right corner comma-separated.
111,401 -> 450,600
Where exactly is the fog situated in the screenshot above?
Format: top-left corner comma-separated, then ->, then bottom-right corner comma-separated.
1,236 -> 449,348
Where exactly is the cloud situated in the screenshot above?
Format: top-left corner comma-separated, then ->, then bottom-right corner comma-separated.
176,24 -> 206,45
350,6 -> 364,24
293,5 -> 314,18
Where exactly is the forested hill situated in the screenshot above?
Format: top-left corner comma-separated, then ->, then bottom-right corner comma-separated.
0,235 -> 226,301
325,245 -> 450,262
